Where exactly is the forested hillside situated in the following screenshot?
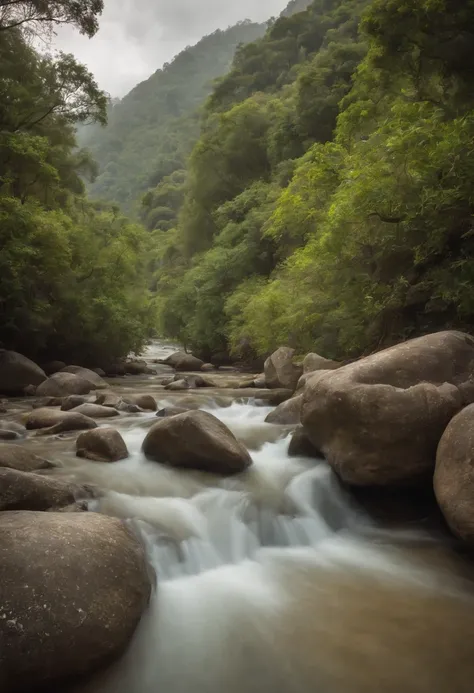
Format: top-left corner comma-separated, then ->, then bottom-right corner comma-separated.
150,0 -> 474,362
79,21 -> 267,214
0,0 -> 154,366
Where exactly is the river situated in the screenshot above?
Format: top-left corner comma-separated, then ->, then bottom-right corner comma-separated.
23,341 -> 474,692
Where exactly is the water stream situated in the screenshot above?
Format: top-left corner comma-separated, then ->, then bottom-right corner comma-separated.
34,342 -> 474,692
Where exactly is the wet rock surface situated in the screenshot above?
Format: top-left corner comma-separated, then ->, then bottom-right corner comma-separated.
0,512 -> 151,693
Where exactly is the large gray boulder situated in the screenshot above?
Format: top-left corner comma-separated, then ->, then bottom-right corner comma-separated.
25,408 -> 97,435
435,404 -> 474,544
303,352 -> 340,374
125,394 -> 157,411
36,372 -> 92,397
264,347 -> 303,391
142,410 -> 252,475
0,444 -> 54,473
164,351 -> 205,372
0,512 -> 151,692
0,350 -> 46,395
61,365 -> 107,389
301,331 -> 473,487
265,394 -> 303,425
76,428 -> 129,463
72,403 -> 120,419
0,468 -> 92,512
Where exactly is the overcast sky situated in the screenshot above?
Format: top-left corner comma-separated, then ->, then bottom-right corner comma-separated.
52,0 -> 290,97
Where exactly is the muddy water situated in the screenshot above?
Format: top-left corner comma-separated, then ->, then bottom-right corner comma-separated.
8,342 -> 474,692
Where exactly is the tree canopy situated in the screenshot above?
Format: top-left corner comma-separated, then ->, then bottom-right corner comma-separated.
143,0 -> 474,362
0,11 -> 154,366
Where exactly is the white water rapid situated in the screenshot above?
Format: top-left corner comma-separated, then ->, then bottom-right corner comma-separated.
66,343 -> 474,693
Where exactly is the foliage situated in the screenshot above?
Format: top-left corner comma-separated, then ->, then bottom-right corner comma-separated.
79,21 -> 268,215
0,22 -> 154,365
0,0 -> 103,37
149,0 -> 474,363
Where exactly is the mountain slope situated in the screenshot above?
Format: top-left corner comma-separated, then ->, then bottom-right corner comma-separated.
80,21 -> 266,213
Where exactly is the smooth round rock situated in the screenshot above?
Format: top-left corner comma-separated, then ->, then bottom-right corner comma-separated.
0,512 -> 151,692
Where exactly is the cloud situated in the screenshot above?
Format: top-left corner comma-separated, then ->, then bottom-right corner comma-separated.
52,0 -> 290,96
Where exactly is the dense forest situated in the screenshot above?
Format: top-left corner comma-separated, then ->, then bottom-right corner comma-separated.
78,21 -> 269,214
144,0 -> 474,362
3,0 -> 474,367
0,0 -> 154,366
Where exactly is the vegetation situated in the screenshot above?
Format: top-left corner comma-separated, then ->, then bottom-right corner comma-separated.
145,0 -> 474,362
0,0 -> 154,366
79,21 -> 268,215
5,0 -> 474,367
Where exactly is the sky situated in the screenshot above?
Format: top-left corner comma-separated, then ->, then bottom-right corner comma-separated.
52,0 -> 291,97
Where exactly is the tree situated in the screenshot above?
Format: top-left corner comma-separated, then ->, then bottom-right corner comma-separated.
0,0 -> 103,37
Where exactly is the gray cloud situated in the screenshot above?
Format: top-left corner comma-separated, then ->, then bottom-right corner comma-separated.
52,0 -> 290,96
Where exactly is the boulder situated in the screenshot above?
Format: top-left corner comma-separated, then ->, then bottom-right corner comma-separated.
434,404 -> 474,544
165,379 -> 190,391
288,427 -> 322,458
0,468 -> 92,512
25,408 -> 97,435
253,374 -> 267,389
303,352 -> 340,374
61,365 -> 107,389
124,360 -> 148,375
0,444 -> 55,473
201,363 -> 215,372
142,410 -> 252,475
95,391 -> 122,408
264,347 -> 303,391
156,406 -> 192,418
165,351 -> 204,372
72,403 -> 120,419
301,331 -> 473,487
0,421 -> 26,441
32,397 -> 63,409
36,373 -> 92,397
23,384 -> 36,396
42,360 -> 66,375
255,388 -> 294,406
92,367 -> 106,377
76,428 -> 129,463
265,394 -> 303,425
0,512 -> 151,692
125,394 -> 157,411
0,350 -> 46,395
61,395 -> 88,411
95,392 -> 141,413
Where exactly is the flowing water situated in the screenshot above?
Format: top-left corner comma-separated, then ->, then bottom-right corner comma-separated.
22,342 -> 474,692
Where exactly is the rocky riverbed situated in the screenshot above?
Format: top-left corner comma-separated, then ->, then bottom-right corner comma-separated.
2,336 -> 474,693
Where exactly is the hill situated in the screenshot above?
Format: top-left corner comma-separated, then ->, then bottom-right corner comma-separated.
80,21 -> 267,213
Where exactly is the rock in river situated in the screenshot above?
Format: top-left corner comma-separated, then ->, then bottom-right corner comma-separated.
264,347 -> 303,391
142,410 -> 252,475
0,468 -> 92,512
0,350 -> 46,395
76,428 -> 129,463
265,394 -> 303,425
0,444 -> 54,473
61,365 -> 107,389
36,372 -> 93,397
72,403 -> 120,419
0,511 -> 151,693
301,331 -> 472,487
435,404 -> 474,545
25,408 -> 97,435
